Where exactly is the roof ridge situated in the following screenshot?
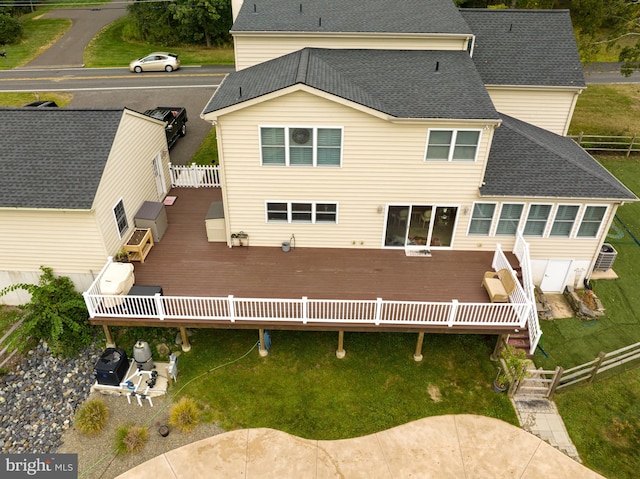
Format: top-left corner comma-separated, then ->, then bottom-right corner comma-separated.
296,48 -> 310,83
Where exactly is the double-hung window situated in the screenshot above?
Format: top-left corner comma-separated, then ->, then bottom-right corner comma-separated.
577,206 -> 607,238
425,129 -> 481,162
266,202 -> 338,223
468,203 -> 495,235
496,203 -> 523,236
550,205 -> 579,237
523,204 -> 551,237
113,199 -> 129,238
260,127 -> 342,166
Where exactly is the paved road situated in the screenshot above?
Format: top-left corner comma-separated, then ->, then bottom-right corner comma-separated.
25,3 -> 130,68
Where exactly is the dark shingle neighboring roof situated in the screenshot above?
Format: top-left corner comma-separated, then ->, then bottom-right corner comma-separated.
461,9 -> 585,87
481,114 -> 637,200
232,0 -> 472,35
203,48 -> 498,120
0,108 -> 124,209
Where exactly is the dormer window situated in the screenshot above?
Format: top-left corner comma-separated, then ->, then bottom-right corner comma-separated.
425,129 -> 480,162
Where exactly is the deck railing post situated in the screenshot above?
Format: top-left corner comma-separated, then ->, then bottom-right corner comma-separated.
83,292 -> 96,318
448,299 -> 459,327
302,296 -> 308,324
155,293 -> 165,320
228,295 -> 236,322
375,298 -> 383,325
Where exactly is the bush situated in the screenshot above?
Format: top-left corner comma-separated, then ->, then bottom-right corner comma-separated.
169,397 -> 200,432
0,266 -> 92,357
0,13 -> 23,45
74,398 -> 109,435
114,424 -> 148,454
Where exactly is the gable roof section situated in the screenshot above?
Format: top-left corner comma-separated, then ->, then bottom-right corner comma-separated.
481,114 -> 637,201
203,48 -> 499,120
0,108 -> 124,210
461,9 -> 585,88
232,0 -> 472,35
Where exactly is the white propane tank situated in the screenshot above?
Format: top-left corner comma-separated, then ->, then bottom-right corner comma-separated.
133,340 -> 154,371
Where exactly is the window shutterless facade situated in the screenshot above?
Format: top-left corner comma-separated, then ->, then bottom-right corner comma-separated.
260,127 -> 342,166
425,129 -> 481,162
577,205 -> 607,238
266,202 -> 338,223
495,203 -> 524,236
523,204 -> 552,237
550,205 -> 579,237
113,198 -> 128,238
468,202 -> 496,235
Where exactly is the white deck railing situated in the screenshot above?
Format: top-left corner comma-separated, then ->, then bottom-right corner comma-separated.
169,163 -> 220,188
492,238 -> 541,355
83,291 -> 530,328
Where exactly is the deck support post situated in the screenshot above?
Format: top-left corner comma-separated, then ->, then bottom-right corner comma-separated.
258,329 -> 269,357
102,325 -> 115,348
413,332 -> 425,362
336,330 -> 346,359
491,334 -> 508,361
179,327 -> 191,352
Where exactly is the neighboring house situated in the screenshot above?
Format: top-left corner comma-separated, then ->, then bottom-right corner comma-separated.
201,1 -> 638,294
0,108 -> 171,305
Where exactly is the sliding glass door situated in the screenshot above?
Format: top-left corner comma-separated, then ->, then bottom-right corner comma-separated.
384,205 -> 457,248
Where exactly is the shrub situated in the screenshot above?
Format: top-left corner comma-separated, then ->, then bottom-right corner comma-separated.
74,398 -> 109,435
114,424 -> 148,454
0,266 -> 92,357
169,397 -> 200,432
0,13 -> 23,45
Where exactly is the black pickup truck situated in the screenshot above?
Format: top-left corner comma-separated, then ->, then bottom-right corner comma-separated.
143,107 -> 188,148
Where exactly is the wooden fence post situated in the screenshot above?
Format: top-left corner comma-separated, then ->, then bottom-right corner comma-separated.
588,351 -> 606,384
546,366 -> 564,399
627,134 -> 636,157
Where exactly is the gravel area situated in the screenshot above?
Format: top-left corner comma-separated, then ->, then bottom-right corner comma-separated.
0,341 -> 224,479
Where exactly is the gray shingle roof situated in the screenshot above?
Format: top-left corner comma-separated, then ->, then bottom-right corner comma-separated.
461,9 -> 585,87
481,114 -> 637,200
202,48 -> 498,120
0,108 -> 125,209
232,0 -> 472,35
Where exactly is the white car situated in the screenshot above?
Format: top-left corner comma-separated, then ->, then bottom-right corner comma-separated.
129,52 -> 180,73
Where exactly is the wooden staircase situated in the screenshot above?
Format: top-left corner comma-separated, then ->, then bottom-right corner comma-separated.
508,330 -> 533,358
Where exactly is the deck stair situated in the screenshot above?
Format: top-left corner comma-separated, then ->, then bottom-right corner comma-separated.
508,330 -> 532,358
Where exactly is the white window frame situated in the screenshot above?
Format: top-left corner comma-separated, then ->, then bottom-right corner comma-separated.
259,126 -> 343,167
522,203 -> 553,237
495,203 -> 524,236
424,128 -> 482,162
265,201 -> 338,224
467,202 -> 497,236
112,198 -> 129,239
576,204 -> 609,239
549,204 -> 581,238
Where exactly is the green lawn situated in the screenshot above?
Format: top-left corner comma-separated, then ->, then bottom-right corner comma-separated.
166,329 -> 517,439
84,16 -> 234,68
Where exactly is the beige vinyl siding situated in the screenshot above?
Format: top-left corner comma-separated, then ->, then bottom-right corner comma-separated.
486,87 -> 582,135
218,90 -> 493,248
233,34 -> 469,70
93,111 -> 169,258
0,209 -> 103,272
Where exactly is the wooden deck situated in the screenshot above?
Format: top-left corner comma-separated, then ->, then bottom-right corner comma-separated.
86,188 -> 529,336
129,188 -> 513,304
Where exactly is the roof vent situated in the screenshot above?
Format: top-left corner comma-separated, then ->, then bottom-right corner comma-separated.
318,17 -> 321,27
299,3 -> 302,13
509,23 -> 513,32
253,3 -> 256,13
435,61 -> 440,73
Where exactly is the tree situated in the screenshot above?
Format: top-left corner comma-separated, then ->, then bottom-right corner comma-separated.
0,13 -> 23,45
570,0 -> 640,73
0,266 -> 93,357
127,0 -> 232,47
169,0 -> 232,47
